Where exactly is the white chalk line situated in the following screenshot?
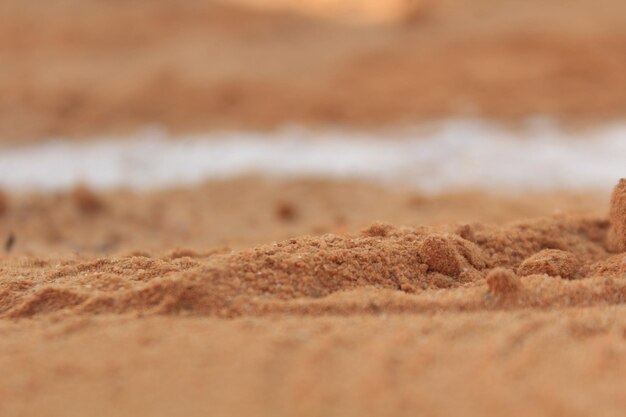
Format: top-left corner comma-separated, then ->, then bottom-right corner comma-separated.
1,119 -> 625,193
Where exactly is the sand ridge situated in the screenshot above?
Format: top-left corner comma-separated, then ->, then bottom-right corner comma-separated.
607,179 -> 626,252
1,211 -> 622,319
0,179 -> 617,321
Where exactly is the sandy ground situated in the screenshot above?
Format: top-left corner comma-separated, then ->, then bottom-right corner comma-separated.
2,1 -> 626,416
3,309 -> 626,417
0,179 -> 623,416
3,0 -> 626,141
0,179 -> 608,255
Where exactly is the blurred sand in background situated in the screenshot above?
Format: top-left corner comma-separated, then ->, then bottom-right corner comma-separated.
2,0 -> 626,141
229,0 -> 432,24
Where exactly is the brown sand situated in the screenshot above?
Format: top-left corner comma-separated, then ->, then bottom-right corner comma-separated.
0,189 -> 7,216
0,213 -> 620,319
0,179 -> 625,415
3,1 -> 626,413
0,178 -> 607,255
3,0 -> 626,141
607,179 -> 626,253
3,310 -> 626,417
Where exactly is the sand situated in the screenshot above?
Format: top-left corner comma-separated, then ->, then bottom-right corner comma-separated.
3,0 -> 626,142
3,1 -> 626,415
0,178 -> 607,255
0,194 -> 620,319
3,310 -> 626,417
607,179 -> 626,252
0,178 -> 625,415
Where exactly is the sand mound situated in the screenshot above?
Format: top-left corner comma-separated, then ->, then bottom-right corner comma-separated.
608,178 -> 626,252
1,212 -> 622,319
517,249 -> 581,279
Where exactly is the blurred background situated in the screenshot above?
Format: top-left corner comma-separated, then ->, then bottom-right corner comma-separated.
2,0 -> 626,140
1,0 -> 625,254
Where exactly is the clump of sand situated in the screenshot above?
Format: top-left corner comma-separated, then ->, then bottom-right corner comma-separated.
607,178 -> 626,253
517,249 -> 580,279
417,234 -> 485,277
485,268 -> 521,299
0,189 -> 7,216
275,201 -> 299,222
71,185 -> 105,214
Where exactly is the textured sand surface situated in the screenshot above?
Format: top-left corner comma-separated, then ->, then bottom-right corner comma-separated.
3,0 -> 626,141
3,309 -> 626,417
1,179 -> 625,416
0,211 -> 622,319
3,1 -> 626,415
